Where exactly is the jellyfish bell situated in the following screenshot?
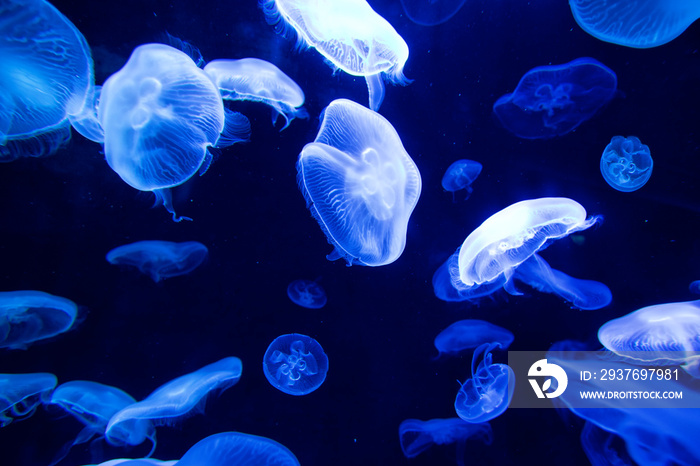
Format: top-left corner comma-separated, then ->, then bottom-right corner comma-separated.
600,135 -> 653,192
398,418 -> 492,459
286,279 -> 327,309
0,372 -> 57,427
441,159 -> 482,200
263,334 -> 328,395
177,432 -> 299,466
434,320 -> 514,358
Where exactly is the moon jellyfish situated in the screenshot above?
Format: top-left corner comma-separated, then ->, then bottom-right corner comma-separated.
398,418 -> 492,459
106,357 -> 242,448
442,159 -> 482,201
297,99 -> 422,266
263,333 -> 328,395
287,279 -> 327,309
0,0 -> 94,161
493,58 -> 617,139
399,0 -> 468,26
203,58 -> 308,130
106,240 -> 208,283
454,342 -> 515,423
0,290 -> 78,350
569,0 -> 700,48
0,372 -> 56,426
434,320 -> 514,357
580,422 -> 634,466
690,280 -> 700,295
99,44 -> 251,221
600,136 -> 652,192
261,0 -> 410,111
177,432 -> 300,466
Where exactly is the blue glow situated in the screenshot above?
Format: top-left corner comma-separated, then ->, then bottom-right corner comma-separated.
263,333 -> 328,395
434,320 -> 514,357
399,0 -> 468,26
106,241 -> 208,283
287,279 -> 327,309
580,421 -> 634,466
600,136 -> 653,192
177,431 -> 300,466
0,372 -> 56,427
398,418 -> 492,459
441,159 -> 482,200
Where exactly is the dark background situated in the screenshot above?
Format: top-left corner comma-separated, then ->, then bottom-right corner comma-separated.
1,0 -> 699,464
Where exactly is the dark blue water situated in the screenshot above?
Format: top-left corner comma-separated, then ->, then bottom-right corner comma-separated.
2,0 -> 699,464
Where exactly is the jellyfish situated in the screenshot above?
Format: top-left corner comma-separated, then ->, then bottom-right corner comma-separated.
600,136 -> 652,192
454,342 -> 515,423
0,372 -> 56,427
399,0 -> 468,26
597,300 -> 700,377
297,99 -> 422,266
580,422 -> 635,466
493,58 -> 617,139
261,0 -> 410,111
99,43 -> 251,221
441,159 -> 482,201
398,418 -> 492,460
0,0 -> 95,161
79,460 -> 176,466
203,58 -> 308,130
0,290 -> 78,350
569,0 -> 700,48
177,432 -> 300,466
434,320 -> 514,358
287,279 -> 327,309
432,249 -> 504,302
106,240 -> 208,282
105,357 -> 242,448
690,280 -> 700,295
263,333 -> 328,395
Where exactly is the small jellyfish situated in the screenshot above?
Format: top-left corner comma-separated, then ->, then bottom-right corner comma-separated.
287,279 -> 327,309
106,240 -> 208,282
434,320 -> 514,358
398,418 -> 492,459
600,136 -> 652,192
441,159 -> 482,201
297,99 -> 422,266
0,372 -> 56,427
177,432 -> 300,466
690,280 -> 700,295
263,333 -> 328,395
454,342 -> 515,423
399,0 -> 468,26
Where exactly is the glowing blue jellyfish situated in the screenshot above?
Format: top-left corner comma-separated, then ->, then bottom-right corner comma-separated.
454,342 -> 515,423
203,58 -> 308,130
434,320 -> 514,357
99,44 -> 251,221
177,432 -> 300,466
399,0 -> 468,26
493,58 -> 616,139
600,136 -> 652,192
287,279 -> 327,309
261,0 -> 410,111
106,241 -> 208,282
580,422 -> 634,466
442,159 -> 482,200
106,357 -> 242,447
0,372 -> 56,426
398,418 -> 492,459
0,0 -> 94,161
569,0 -> 700,48
297,99 -> 422,266
263,333 -> 328,395
0,290 -> 78,350
80,460 -> 176,466
690,280 -> 700,295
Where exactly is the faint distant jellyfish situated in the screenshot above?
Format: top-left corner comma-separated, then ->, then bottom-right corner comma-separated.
398,418 -> 492,459
600,136 -> 652,192
569,0 -> 700,48
261,0 -> 410,111
400,0 -> 468,26
454,342 -> 515,423
177,432 -> 299,466
99,43 -> 251,221
690,280 -> 700,295
580,421 -> 635,466
297,99 -> 422,266
203,58 -> 308,130
106,240 -> 208,282
441,159 -> 482,201
0,290 -> 78,350
0,0 -> 94,161
263,334 -> 328,395
0,372 -> 56,427
287,279 -> 327,309
493,58 -> 617,139
434,320 -> 514,358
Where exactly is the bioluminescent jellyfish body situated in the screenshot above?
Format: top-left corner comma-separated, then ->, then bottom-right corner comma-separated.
399,0 -> 468,26
0,0 -> 94,161
287,279 -> 327,309
203,58 -> 308,130
261,0 -> 410,111
600,136 -> 652,192
398,418 -> 492,459
297,99 -> 422,266
0,372 -> 56,427
514,254 -> 612,310
580,422 -> 634,466
0,290 -> 78,350
263,333 -> 328,395
106,240 -> 208,282
79,460 -> 177,466
454,342 -> 515,423
441,159 -> 482,200
598,300 -> 700,377
690,280 -> 700,295
493,58 -> 617,139
569,0 -> 700,48
432,249 -> 504,302
177,432 -> 300,466
434,320 -> 514,357
106,357 -> 242,448
99,44 -> 251,221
